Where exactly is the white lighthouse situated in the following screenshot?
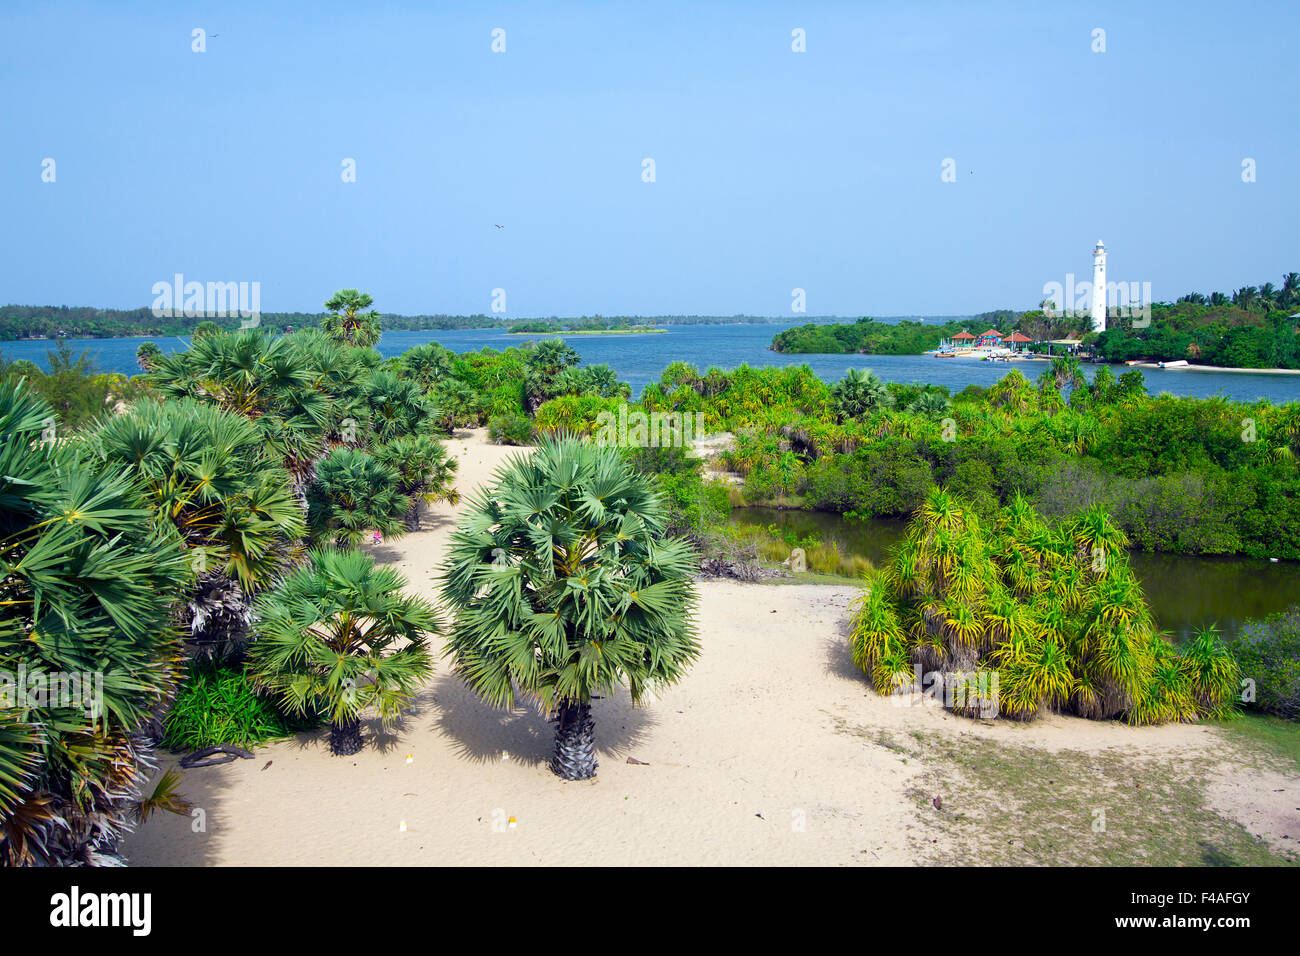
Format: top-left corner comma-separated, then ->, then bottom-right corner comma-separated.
1090,240 -> 1107,333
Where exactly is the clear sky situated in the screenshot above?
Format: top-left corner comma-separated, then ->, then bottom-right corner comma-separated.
2,1 -> 1296,317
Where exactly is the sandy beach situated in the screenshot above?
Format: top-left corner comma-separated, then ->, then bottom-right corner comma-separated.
122,429 -> 1299,866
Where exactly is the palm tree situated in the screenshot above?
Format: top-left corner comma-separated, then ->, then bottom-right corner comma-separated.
248,549 -> 436,755
397,343 -> 454,390
87,398 -> 306,658
148,330 -> 330,480
307,448 -> 409,548
440,436 -> 699,780
906,391 -> 953,420
830,368 -> 892,419
1281,272 -> 1300,307
373,434 -> 460,530
365,369 -> 434,443
136,341 -> 162,372
0,379 -> 192,864
523,339 -> 580,411
322,289 -> 382,348
1041,355 -> 1084,391
428,378 -> 481,432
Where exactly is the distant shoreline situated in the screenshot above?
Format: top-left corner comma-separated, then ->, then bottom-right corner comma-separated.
773,346 -> 1300,376
506,328 -> 668,336
1122,361 -> 1300,376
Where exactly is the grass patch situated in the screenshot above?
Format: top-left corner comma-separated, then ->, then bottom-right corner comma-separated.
1209,713 -> 1300,775
163,663 -> 319,752
839,721 -> 1298,866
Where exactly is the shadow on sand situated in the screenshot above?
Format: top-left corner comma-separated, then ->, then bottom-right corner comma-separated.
428,672 -> 655,768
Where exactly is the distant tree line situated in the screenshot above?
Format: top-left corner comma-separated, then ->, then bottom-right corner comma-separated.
0,305 -> 779,341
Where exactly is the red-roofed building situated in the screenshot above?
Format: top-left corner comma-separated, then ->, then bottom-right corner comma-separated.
951,330 -> 976,341
1007,331 -> 1033,351
975,328 -> 1004,348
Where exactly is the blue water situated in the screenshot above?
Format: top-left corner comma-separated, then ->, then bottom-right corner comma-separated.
5,324 -> 1298,404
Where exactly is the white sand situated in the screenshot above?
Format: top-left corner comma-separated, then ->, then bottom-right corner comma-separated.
123,429 -> 1296,866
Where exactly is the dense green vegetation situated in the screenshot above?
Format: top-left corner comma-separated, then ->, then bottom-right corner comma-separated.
1226,606 -> 1300,720
590,359 -> 1300,560
0,379 -> 192,865
849,489 -> 1238,724
249,549 -> 437,756
772,316 -> 994,355
508,316 -> 664,333
1093,301 -> 1300,368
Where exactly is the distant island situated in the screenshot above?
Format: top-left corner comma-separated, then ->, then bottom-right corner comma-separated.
771,313 -> 1015,356
506,318 -> 667,335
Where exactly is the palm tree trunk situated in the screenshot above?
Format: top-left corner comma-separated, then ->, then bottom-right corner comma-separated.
329,717 -> 363,756
550,701 -> 596,780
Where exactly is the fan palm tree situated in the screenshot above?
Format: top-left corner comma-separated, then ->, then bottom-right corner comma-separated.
148,330 -> 333,486
307,448 -> 410,548
440,436 -> 699,780
322,289 -> 382,348
397,343 -> 454,390
428,378 -> 481,432
906,391 -> 953,420
0,379 -> 192,865
830,368 -> 892,420
248,549 -> 436,755
522,339 -> 581,411
365,370 -> 434,443
373,434 -> 461,530
86,398 -> 306,658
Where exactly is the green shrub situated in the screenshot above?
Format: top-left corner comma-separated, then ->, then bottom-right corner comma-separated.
532,394 -> 617,436
163,664 -> 313,751
850,489 -> 1239,724
1226,607 -> 1300,720
488,412 -> 534,445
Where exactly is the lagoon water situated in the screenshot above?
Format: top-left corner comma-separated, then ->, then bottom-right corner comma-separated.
728,507 -> 1300,643
5,323 -> 1298,404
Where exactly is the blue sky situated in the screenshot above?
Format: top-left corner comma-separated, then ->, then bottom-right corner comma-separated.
2,1 -> 1296,317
